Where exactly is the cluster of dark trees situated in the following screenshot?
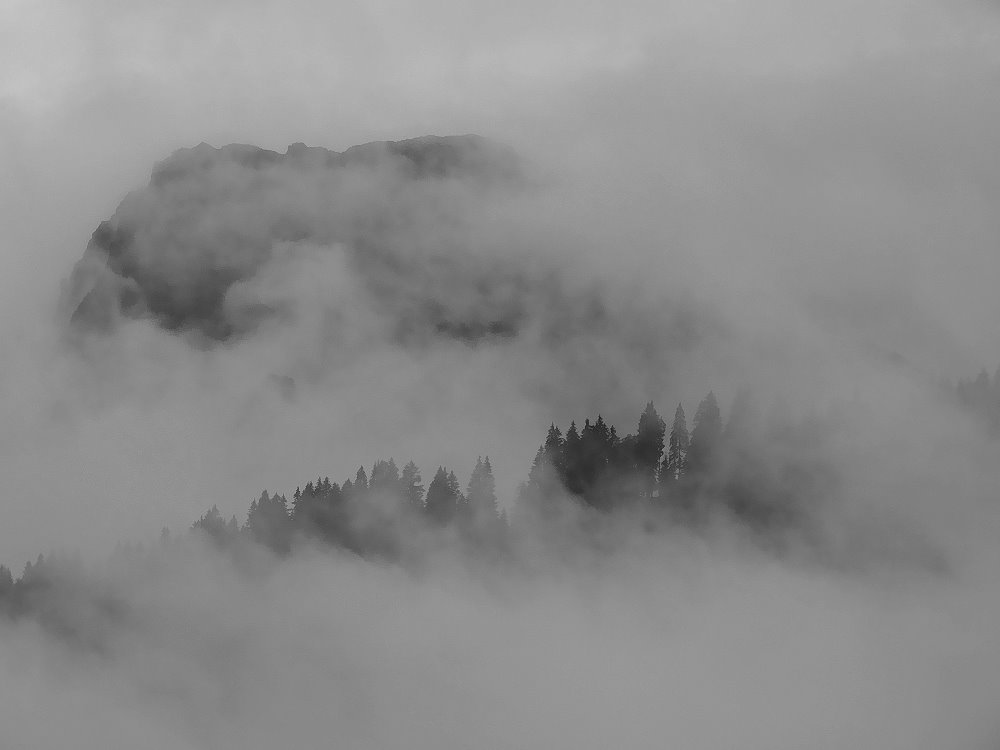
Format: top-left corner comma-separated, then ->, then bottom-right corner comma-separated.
179,391 -> 832,562
514,392 -> 827,529
0,554 -> 62,618
7,369 -> 1000,641
519,400 -> 695,515
0,551 -> 125,646
191,456 -> 506,559
0,390 -> 842,633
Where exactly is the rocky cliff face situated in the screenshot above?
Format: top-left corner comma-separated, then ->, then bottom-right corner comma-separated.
65,135 -> 531,344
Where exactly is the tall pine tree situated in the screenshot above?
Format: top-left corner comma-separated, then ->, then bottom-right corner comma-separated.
400,460 -> 424,509
467,456 -> 499,527
662,403 -> 689,482
635,401 -> 665,497
425,467 -> 459,524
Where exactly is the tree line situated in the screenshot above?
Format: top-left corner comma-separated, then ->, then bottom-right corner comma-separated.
0,389 -> 842,629
184,389 -> 832,558
190,455 -> 507,559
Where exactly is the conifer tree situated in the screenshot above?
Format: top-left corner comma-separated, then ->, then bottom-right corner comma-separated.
516,443 -> 562,524
578,418 -> 597,491
0,565 -> 12,605
662,403 -> 689,482
593,415 -> 611,450
562,421 -> 583,494
482,456 -> 497,513
425,466 -> 457,523
447,470 -> 464,513
544,423 -> 564,474
635,401 -> 666,496
578,416 -> 616,504
245,491 -> 291,554
467,456 -> 484,505
467,456 -> 499,527
369,459 -> 401,495
400,460 -> 424,509
192,504 -> 233,543
354,466 -> 369,492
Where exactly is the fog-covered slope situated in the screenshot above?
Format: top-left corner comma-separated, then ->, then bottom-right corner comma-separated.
66,135 -> 536,343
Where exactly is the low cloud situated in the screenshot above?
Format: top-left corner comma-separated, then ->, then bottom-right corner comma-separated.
3,522 -> 1000,749
2,0 -> 1000,746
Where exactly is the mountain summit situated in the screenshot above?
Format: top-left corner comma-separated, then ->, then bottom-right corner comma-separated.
65,135 -> 524,342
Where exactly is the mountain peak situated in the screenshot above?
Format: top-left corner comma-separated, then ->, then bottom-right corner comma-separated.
65,134 -> 525,342
149,134 -> 516,188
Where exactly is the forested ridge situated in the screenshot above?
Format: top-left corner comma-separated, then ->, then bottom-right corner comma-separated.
0,372 -> 994,634
0,389 -> 829,619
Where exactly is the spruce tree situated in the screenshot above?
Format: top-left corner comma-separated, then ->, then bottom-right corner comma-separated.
192,504 -> 232,543
467,456 -> 499,527
425,467 -> 456,523
245,491 -> 291,554
467,456 -> 484,509
562,421 -> 582,494
663,403 -> 689,481
369,459 -> 400,495
0,565 -> 13,605
635,401 -> 666,497
481,456 -> 498,514
401,461 -> 424,509
544,423 -> 564,474
354,466 -> 369,492
447,470 -> 464,519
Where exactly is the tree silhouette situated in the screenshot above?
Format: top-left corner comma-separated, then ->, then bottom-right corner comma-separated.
467,456 -> 499,529
369,459 -> 400,495
245,491 -> 292,555
400,461 -> 425,509
635,401 -> 665,498
293,478 -> 344,544
687,391 -> 722,478
192,504 -> 238,545
354,466 -> 369,493
662,403 -> 689,482
447,470 -> 465,520
425,467 -> 459,524
562,420 -> 583,494
0,565 -> 13,612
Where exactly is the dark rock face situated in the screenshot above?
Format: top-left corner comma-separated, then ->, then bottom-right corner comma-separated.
65,135 -> 528,343
149,135 -> 520,189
